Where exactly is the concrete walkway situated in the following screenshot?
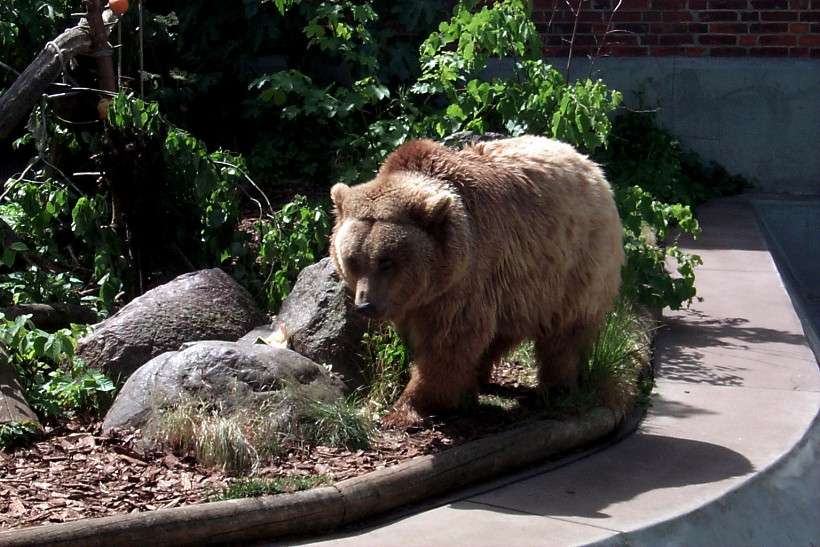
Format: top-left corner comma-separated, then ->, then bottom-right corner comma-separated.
296,196 -> 820,546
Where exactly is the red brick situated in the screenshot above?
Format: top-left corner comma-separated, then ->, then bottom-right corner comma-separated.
689,22 -> 709,31
800,12 -> 820,22
709,0 -> 748,8
534,0 -> 558,8
760,34 -> 797,44
740,12 -> 760,21
739,34 -> 759,44
621,0 -> 651,9
542,46 -> 571,56
608,33 -> 642,44
699,34 -> 738,43
789,47 -> 811,56
790,22 -> 811,32
812,23 -> 820,31
592,0 -> 613,9
608,46 -> 650,55
709,47 -> 750,54
612,22 -> 650,32
750,0 -> 788,7
659,34 -> 695,44
612,11 -> 644,21
668,11 -> 695,20
689,0 -> 708,7
569,34 -> 599,46
709,22 -> 748,31
812,0 -> 820,7
750,46 -> 789,54
789,0 -> 810,7
643,11 -> 662,20
749,22 -> 789,31
799,33 -> 820,44
652,0 -> 688,8
641,34 -> 661,44
761,11 -> 798,20
698,11 -> 739,21
652,22 -> 690,31
811,47 -> 820,57
685,46 -> 709,55
651,46 -> 687,54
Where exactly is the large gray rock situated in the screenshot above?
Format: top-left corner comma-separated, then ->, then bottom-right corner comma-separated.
101,341 -> 344,432
78,269 -> 265,379
260,257 -> 369,391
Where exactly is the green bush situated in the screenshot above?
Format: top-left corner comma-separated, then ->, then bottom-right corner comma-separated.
600,111 -> 749,206
360,323 -> 411,413
0,314 -> 116,419
299,398 -> 372,450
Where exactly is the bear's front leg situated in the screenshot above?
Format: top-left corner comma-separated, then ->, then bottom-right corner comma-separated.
382,348 -> 482,428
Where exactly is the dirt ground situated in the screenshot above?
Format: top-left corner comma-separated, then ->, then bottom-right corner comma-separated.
0,360 -> 564,531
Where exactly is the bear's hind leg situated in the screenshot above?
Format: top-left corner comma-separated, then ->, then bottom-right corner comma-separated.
535,323 -> 597,393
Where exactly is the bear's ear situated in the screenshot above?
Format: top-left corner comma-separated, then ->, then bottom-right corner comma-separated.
413,192 -> 452,229
330,183 -> 350,217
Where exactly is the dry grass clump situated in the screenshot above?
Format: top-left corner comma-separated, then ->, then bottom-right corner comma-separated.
150,387 -> 371,474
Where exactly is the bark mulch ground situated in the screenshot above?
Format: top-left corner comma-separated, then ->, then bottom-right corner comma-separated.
0,360 -> 560,531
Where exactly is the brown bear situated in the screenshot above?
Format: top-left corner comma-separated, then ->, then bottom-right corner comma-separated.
330,136 -> 624,427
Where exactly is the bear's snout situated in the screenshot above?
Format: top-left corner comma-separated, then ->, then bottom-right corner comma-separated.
355,302 -> 379,318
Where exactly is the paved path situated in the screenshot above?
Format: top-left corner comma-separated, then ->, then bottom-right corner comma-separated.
296,196 -> 820,546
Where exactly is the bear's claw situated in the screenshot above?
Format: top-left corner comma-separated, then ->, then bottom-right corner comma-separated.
381,407 -> 425,429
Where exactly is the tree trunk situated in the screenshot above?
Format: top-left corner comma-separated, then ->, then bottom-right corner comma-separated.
0,304 -> 98,331
0,9 -> 116,141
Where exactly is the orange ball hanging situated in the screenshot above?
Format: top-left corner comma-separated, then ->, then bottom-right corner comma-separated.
109,0 -> 129,16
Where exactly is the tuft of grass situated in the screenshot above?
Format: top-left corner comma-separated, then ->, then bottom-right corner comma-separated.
508,341 -> 536,367
478,394 -> 519,411
300,397 -> 372,450
196,415 -> 259,474
150,384 -> 372,471
216,475 -> 329,501
582,298 -> 652,410
540,298 -> 652,415
360,323 -> 411,413
152,397 -> 285,474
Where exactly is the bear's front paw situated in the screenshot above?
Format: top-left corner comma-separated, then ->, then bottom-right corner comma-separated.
381,407 -> 425,429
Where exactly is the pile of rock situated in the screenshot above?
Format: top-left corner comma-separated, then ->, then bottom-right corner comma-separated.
92,262 -> 367,435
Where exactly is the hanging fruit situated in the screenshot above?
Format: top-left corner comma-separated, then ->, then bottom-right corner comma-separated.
109,0 -> 129,16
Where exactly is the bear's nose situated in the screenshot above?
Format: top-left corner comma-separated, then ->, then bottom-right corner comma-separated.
355,303 -> 378,318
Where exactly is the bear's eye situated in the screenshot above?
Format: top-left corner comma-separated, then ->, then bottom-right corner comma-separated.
377,258 -> 394,272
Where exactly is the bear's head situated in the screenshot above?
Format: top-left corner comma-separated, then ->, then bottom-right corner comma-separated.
329,171 -> 471,322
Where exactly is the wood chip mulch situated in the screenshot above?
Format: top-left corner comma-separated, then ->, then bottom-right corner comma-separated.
1,360 -> 550,531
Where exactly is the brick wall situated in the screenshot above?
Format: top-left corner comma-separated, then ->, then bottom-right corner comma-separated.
535,0 -> 820,58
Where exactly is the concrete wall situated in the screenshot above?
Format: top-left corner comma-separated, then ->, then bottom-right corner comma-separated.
549,57 -> 820,195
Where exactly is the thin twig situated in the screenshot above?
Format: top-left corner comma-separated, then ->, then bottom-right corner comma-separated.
0,60 -> 20,76
565,0 -> 585,81
210,160 -> 275,217
591,0 -> 624,68
0,161 -> 37,203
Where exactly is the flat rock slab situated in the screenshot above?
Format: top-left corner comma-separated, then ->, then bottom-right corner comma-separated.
102,341 -> 344,433
77,269 -> 265,380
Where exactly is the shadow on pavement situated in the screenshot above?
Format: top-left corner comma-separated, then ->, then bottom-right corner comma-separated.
654,312 -> 809,386
454,434 -> 754,520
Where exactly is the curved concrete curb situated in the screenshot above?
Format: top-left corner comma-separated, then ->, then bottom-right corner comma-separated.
0,407 -> 628,547
591,411 -> 820,546
292,196 -> 820,547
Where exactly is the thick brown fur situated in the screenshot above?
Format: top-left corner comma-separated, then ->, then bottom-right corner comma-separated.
329,136 -> 624,427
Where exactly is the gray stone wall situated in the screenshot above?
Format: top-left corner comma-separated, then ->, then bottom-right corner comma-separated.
551,57 -> 820,195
